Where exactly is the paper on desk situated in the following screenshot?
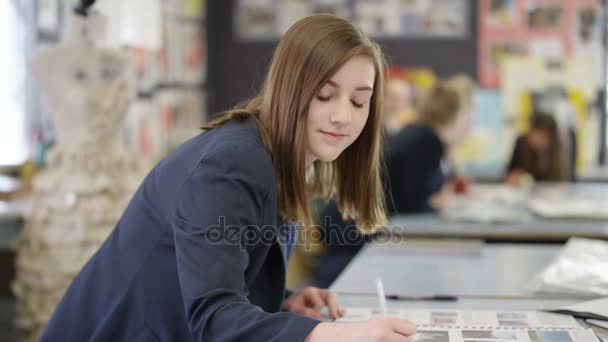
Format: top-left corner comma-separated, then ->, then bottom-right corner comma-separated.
546,297 -> 608,321
322,307 -> 581,327
321,308 -> 600,341
440,184 -> 531,223
528,185 -> 608,219
528,197 -> 608,220
530,238 -> 608,296
587,319 -> 608,330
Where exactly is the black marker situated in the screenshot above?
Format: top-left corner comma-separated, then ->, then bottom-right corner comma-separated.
385,294 -> 458,301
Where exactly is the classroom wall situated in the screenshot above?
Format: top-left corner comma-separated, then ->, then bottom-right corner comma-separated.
206,0 -> 479,115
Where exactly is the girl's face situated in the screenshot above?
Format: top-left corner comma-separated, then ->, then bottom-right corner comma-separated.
528,128 -> 551,152
305,56 -> 375,166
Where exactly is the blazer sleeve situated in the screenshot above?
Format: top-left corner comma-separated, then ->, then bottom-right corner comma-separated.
171,145 -> 320,342
389,134 -> 443,213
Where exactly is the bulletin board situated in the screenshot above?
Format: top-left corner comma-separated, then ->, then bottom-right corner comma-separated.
233,0 -> 469,40
208,1 -> 479,115
478,0 -> 604,88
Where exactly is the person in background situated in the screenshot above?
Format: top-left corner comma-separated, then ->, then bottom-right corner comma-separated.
383,77 -> 416,135
505,112 -> 575,186
314,81 -> 468,287
41,14 -> 416,342
387,81 -> 468,213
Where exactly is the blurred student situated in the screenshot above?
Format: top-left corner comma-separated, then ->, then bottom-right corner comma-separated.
42,14 -> 417,342
384,77 -> 416,135
505,112 -> 575,186
386,81 -> 469,213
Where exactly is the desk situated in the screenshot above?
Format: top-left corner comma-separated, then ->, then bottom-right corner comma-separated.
388,214 -> 608,241
330,241 -> 606,340
0,200 -> 29,221
427,183 -> 608,241
331,241 -> 582,298
334,295 -> 581,312
578,165 -> 608,182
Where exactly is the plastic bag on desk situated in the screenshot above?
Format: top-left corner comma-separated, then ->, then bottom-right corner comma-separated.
529,238 -> 608,296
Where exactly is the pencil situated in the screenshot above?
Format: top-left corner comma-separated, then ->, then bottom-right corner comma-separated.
375,277 -> 388,316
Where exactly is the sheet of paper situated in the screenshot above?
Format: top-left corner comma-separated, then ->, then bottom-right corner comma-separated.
321,308 -> 599,341
500,56 -> 546,119
120,0 -> 162,49
548,297 -> 608,321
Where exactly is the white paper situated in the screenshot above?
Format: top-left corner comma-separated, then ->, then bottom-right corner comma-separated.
91,0 -> 122,48
549,297 -> 608,320
500,56 -> 545,119
528,185 -> 608,219
530,238 -> 608,296
441,184 -> 531,224
120,0 -> 162,50
38,0 -> 59,32
586,319 -> 608,330
566,56 -> 601,100
529,38 -> 564,60
321,308 -> 599,342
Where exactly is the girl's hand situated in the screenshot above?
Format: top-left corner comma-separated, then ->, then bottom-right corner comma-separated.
281,287 -> 346,320
305,317 -> 417,342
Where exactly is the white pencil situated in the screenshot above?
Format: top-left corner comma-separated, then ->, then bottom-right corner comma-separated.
375,277 -> 388,316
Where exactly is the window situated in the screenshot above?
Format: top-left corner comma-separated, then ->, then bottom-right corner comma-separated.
0,1 -> 28,167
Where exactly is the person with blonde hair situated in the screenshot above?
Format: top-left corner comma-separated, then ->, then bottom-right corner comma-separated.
41,14 -> 416,342
386,81 -> 467,213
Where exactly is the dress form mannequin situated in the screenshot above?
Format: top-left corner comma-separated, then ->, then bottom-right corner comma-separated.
12,7 -> 141,340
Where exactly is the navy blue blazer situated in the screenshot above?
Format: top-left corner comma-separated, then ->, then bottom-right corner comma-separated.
42,117 -> 320,341
385,123 -> 445,213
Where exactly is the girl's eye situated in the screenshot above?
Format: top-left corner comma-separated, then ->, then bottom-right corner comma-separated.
351,100 -> 364,108
317,95 -> 331,102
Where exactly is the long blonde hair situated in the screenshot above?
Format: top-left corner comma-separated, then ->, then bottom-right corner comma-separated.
203,14 -> 387,232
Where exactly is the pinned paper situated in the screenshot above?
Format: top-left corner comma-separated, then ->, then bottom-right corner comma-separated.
120,0 -> 162,50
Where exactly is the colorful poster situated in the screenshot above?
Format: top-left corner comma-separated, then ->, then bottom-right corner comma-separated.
478,0 -> 603,88
487,0 -> 519,26
525,1 -> 564,31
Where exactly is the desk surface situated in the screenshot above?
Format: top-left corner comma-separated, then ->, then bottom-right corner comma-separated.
334,295 -> 582,312
409,182 -> 608,241
388,213 -> 608,241
0,200 -> 29,221
578,165 -> 608,182
440,183 -> 608,228
331,241 -> 599,312
331,241 -> 568,298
